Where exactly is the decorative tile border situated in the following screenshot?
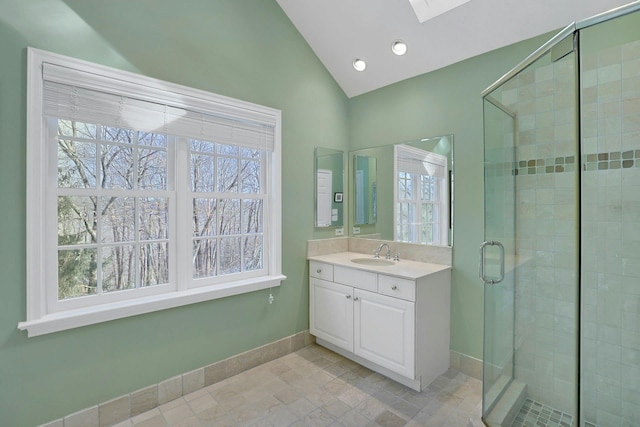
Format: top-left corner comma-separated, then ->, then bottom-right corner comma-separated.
582,149 -> 640,171
40,330 -> 315,427
485,150 -> 640,177
485,156 -> 576,177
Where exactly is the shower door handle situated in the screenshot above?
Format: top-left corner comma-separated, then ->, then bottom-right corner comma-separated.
479,241 -> 505,285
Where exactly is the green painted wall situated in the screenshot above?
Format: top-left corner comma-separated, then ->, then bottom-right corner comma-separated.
0,0 -> 348,425
347,32 -> 556,360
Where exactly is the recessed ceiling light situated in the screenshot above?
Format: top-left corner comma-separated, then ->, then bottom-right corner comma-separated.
353,59 -> 367,71
391,41 -> 408,56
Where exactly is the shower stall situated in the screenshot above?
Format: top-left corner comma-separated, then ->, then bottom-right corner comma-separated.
481,2 -> 640,426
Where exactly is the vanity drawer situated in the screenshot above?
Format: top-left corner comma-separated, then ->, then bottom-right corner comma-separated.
378,275 -> 415,302
310,261 -> 334,281
334,266 -> 377,292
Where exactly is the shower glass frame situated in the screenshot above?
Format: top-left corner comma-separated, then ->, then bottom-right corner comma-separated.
481,37 -> 580,424
481,2 -> 640,425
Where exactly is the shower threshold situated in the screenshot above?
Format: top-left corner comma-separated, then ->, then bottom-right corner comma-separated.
484,378 -> 527,426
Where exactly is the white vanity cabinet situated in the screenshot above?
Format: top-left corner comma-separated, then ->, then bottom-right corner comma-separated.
309,277 -> 354,352
354,287 -> 415,378
309,256 -> 450,391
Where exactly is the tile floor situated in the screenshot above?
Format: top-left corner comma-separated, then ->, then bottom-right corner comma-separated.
510,399 -> 574,427
112,344 -> 483,427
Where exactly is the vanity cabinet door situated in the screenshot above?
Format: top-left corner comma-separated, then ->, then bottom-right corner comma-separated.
310,278 -> 354,352
353,289 -> 415,377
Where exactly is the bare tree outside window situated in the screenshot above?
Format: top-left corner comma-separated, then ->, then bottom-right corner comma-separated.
190,140 -> 264,279
396,170 -> 441,245
25,50 -> 282,337
56,120 -> 169,300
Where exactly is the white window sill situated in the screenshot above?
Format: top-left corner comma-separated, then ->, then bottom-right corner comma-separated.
18,275 -> 286,337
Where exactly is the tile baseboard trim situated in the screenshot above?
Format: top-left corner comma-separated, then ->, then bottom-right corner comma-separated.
40,330 -> 316,427
450,350 -> 483,380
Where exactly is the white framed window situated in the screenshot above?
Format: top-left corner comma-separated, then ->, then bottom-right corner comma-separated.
394,144 -> 448,246
19,48 -> 284,337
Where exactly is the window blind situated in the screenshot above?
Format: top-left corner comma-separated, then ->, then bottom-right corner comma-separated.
42,63 -> 275,151
396,145 -> 446,178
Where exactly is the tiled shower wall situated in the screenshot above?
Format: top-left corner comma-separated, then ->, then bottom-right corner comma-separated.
498,50 -> 579,415
485,50 -> 578,414
580,33 -> 640,426
485,21 -> 640,426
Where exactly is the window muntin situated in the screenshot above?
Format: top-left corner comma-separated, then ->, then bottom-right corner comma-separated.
53,120 -> 270,303
396,171 -> 442,245
190,140 -> 266,283
55,120 -> 172,304
394,145 -> 447,246
21,48 -> 283,336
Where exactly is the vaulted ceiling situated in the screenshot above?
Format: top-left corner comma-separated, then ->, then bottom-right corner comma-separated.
276,0 -> 633,97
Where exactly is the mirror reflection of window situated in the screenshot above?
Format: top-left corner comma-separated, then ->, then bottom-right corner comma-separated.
394,144 -> 448,246
348,135 -> 453,246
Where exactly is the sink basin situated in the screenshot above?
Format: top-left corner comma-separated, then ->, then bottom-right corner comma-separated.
351,258 -> 395,267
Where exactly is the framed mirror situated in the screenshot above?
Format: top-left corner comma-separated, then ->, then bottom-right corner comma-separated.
349,135 -> 454,246
315,147 -> 345,228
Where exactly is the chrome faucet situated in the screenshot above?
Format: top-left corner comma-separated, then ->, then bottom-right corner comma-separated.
375,242 -> 391,260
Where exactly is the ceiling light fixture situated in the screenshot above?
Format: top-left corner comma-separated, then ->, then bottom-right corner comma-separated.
391,41 -> 408,56
353,59 -> 367,71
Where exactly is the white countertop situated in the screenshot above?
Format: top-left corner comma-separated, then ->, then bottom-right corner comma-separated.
308,251 -> 450,280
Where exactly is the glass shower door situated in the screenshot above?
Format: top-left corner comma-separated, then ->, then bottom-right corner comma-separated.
482,35 -> 580,426
481,93 -> 517,425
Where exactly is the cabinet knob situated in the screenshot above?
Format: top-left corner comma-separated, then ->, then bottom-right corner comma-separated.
317,268 -> 322,274
392,285 -> 398,290
346,294 -> 351,299
354,297 -> 359,301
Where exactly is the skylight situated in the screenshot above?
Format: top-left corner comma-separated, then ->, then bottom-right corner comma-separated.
408,0 -> 472,23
